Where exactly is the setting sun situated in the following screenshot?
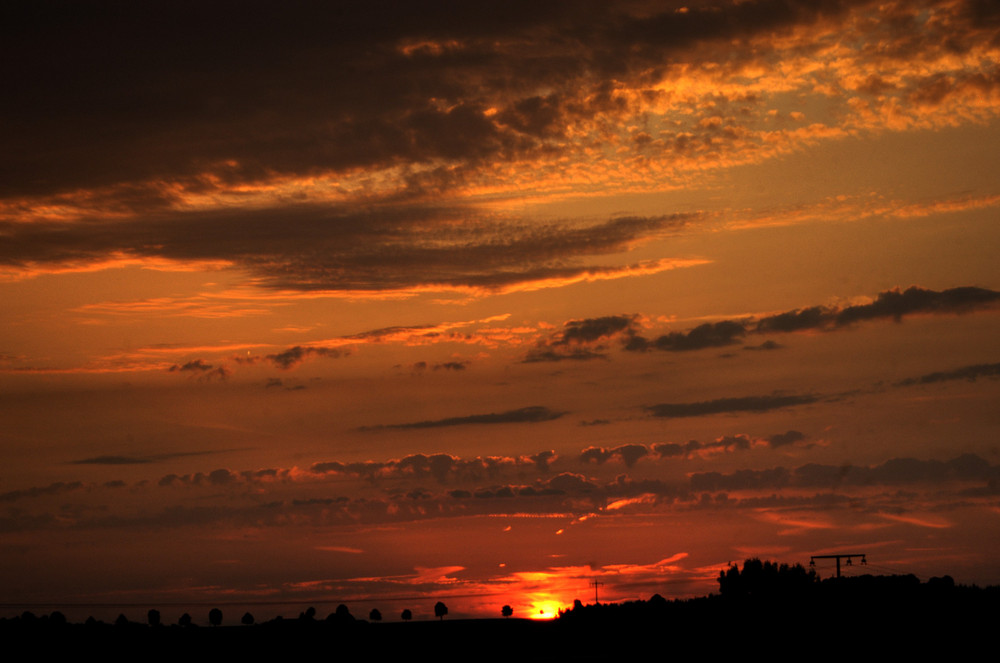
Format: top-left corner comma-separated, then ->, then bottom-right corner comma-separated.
529,600 -> 564,621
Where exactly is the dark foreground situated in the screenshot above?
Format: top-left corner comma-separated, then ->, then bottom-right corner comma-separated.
5,571 -> 999,660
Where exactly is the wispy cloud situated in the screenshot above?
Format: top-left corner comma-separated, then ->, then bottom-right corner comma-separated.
896,362 -> 1000,386
364,406 -> 568,430
645,394 -> 819,418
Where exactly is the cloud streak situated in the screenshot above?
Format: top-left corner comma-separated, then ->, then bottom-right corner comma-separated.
645,394 -> 819,418
626,286 -> 1000,353
364,406 -> 568,430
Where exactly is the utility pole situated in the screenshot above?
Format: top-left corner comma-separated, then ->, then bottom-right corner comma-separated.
590,579 -> 604,604
810,553 -> 867,578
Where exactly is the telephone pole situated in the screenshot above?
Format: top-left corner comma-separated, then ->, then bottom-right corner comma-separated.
810,553 -> 867,578
590,579 -> 604,604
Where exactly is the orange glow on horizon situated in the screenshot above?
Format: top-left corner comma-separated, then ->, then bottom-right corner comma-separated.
528,599 -> 564,620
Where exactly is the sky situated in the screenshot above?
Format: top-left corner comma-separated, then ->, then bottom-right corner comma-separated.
2,0 -> 1000,623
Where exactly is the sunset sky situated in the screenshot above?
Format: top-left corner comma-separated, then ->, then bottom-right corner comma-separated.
2,0 -> 1000,623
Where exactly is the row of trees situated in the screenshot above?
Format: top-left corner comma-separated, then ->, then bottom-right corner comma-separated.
16,600 -> 518,628
137,601 -> 457,627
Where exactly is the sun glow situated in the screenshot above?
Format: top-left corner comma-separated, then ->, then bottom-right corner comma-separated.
529,599 -> 563,620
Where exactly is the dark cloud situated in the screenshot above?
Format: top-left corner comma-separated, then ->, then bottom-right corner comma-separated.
756,286 -> 1000,333
755,306 -> 832,333
311,449 -> 557,484
0,1 -> 871,199
545,473 -> 601,494
835,286 -> 1000,324
896,362 -> 1000,386
522,349 -> 609,363
525,314 -> 640,362
0,481 -> 84,503
158,466 -> 293,488
744,340 -> 783,351
805,453 -> 1000,487
2,0 -> 870,296
1,206 -> 690,293
622,286 -> 1000,356
434,361 -> 469,371
347,324 -> 437,341
690,467 -> 792,492
168,359 -> 215,373
6,3 -> 988,300
645,394 -> 819,418
689,454 -> 1000,492
366,405 -> 567,430
628,320 -> 747,352
72,455 -> 152,465
579,431 -> 806,465
167,359 -> 230,380
267,345 -> 342,370
652,442 -> 691,458
580,444 -> 649,468
530,450 -> 557,473
556,315 -> 639,345
73,449 -> 228,467
767,430 -> 806,448
579,447 -> 613,465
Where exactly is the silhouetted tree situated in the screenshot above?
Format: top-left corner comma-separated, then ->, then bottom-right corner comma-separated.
147,609 -> 161,627
648,594 -> 668,610
49,611 -> 67,626
718,558 -> 817,600
115,613 -> 129,628
401,609 -> 412,621
434,601 -> 448,620
501,605 -> 513,618
208,608 -> 223,627
369,608 -> 382,622
178,613 -> 192,627
299,606 -> 316,621
335,604 -> 353,621
241,612 -> 255,625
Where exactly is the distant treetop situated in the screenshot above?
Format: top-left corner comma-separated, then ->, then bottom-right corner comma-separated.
434,601 -> 448,620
